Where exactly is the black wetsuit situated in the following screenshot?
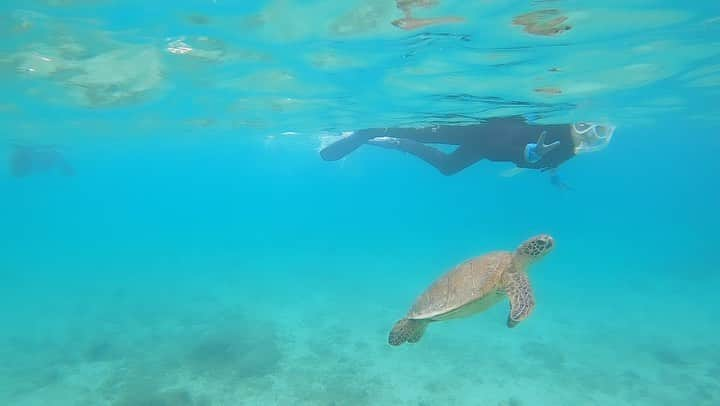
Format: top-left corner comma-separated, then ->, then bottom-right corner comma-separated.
320,117 -> 576,175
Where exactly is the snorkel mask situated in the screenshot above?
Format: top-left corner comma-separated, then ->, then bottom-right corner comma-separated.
572,122 -> 615,153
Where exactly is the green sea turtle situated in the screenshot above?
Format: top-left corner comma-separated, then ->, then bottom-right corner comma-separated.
388,234 -> 555,346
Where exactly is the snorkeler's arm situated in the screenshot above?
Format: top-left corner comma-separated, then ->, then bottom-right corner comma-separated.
548,169 -> 574,191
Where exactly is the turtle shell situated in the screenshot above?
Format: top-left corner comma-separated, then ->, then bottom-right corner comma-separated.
407,252 -> 514,321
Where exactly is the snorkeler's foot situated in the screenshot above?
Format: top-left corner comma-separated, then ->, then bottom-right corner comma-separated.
319,130 -> 377,161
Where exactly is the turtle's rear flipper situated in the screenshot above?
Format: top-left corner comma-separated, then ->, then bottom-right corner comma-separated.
389,318 -> 428,346
319,130 -> 375,161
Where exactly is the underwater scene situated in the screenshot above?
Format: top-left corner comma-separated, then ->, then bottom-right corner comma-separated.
1,0 -> 720,405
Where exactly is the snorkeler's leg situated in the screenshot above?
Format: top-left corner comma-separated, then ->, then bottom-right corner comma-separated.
319,129 -> 379,161
368,138 -> 482,176
319,126 -> 466,161
382,126 -> 468,144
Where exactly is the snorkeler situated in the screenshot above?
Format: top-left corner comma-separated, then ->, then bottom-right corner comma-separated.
319,116 -> 615,177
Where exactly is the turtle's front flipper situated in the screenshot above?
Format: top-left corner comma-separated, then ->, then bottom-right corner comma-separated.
503,271 -> 535,328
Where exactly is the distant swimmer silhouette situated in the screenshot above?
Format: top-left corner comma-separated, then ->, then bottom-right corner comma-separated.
319,116 -> 615,178
9,144 -> 74,178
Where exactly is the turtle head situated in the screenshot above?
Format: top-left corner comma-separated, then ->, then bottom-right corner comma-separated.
514,234 -> 555,266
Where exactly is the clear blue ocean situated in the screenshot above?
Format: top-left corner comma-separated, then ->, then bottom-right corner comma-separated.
1,1 -> 719,405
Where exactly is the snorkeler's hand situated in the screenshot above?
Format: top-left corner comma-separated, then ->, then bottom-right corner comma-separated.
524,131 -> 561,164
536,131 -> 560,156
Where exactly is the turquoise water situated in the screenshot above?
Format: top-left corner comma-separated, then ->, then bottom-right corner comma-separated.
1,1 -> 720,405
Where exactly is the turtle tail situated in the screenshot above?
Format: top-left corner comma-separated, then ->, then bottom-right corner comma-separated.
388,318 -> 428,346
